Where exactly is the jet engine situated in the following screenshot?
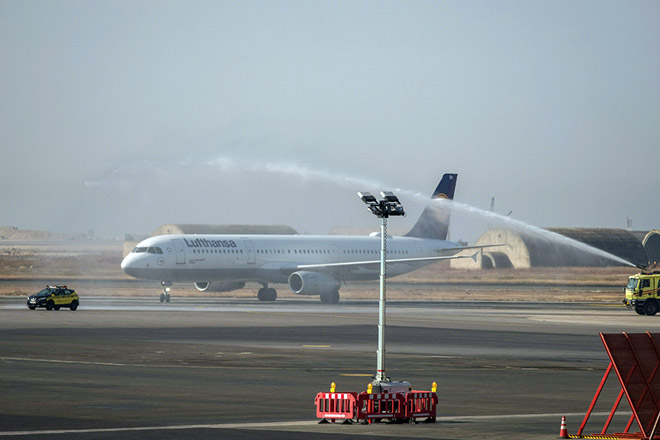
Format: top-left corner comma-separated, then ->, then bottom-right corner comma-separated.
288,271 -> 340,296
194,281 -> 246,292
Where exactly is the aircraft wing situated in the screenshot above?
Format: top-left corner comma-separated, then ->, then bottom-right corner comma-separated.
295,252 -> 478,271
433,244 -> 504,254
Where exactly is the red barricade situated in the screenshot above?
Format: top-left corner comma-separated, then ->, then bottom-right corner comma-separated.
576,333 -> 660,439
406,391 -> 438,422
356,392 -> 406,423
314,392 -> 358,422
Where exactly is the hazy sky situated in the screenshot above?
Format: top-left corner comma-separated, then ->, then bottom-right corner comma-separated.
1,1 -> 658,240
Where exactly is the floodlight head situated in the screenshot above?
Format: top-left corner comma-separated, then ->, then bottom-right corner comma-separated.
380,191 -> 400,204
388,204 -> 405,217
358,192 -> 377,204
368,205 -> 383,217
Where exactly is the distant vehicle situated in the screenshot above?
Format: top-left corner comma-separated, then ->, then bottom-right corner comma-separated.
623,267 -> 660,315
27,285 -> 79,311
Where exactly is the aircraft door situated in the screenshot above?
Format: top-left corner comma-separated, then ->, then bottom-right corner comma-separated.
244,239 -> 256,264
331,245 -> 340,263
171,239 -> 186,265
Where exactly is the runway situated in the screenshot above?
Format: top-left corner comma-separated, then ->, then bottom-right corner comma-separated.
0,296 -> 656,439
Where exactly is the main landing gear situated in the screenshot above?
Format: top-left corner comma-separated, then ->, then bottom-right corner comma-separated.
160,281 -> 172,303
320,290 -> 340,304
257,285 -> 277,301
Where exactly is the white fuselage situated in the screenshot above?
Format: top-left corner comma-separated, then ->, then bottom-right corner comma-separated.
121,233 -> 460,286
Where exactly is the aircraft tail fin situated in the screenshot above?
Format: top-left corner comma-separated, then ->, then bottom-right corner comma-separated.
404,173 -> 457,240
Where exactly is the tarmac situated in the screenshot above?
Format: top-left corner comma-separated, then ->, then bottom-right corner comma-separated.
0,296 -> 655,439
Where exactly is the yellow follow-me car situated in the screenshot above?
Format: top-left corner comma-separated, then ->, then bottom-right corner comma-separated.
27,285 -> 79,311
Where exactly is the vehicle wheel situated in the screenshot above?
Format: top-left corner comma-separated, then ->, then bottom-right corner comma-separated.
635,306 -> 646,315
70,300 -> 78,311
257,288 -> 267,301
320,290 -> 340,304
266,288 -> 277,301
644,300 -> 659,316
165,293 -> 171,303
28,306 -> 36,310
160,293 -> 165,303
46,301 -> 54,311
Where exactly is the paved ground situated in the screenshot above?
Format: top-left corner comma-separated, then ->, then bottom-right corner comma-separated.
0,296 -> 655,439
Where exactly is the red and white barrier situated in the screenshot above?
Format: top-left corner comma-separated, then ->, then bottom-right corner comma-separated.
405,391 -> 438,422
314,392 -> 358,423
314,386 -> 438,424
356,392 -> 406,423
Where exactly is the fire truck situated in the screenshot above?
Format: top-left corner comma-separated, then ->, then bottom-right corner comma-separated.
623,267 -> 660,315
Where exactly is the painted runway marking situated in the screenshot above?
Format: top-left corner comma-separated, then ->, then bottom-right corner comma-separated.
0,357 -> 278,370
1,357 -> 127,367
0,412 -> 620,436
0,357 -> 450,373
436,411 -> 619,421
0,421 -> 318,437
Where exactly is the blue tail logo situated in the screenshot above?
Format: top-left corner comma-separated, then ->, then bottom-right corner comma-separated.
404,173 -> 457,240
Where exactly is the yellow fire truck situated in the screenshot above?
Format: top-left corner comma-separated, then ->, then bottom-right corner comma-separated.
623,269 -> 660,315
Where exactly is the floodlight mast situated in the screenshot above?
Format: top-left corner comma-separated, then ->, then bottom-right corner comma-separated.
357,191 -> 405,384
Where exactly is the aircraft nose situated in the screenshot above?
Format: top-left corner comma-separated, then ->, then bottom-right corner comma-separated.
120,254 -> 130,270
121,254 -> 139,277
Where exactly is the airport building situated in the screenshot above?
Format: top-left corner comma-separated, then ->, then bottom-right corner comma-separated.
644,230 -> 660,266
151,224 -> 298,236
452,227 -> 656,269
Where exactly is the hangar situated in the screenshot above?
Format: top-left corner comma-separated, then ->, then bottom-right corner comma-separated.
452,227 -> 652,269
643,230 -> 660,266
151,224 -> 298,236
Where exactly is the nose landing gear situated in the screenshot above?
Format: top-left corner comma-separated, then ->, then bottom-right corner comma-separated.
160,281 -> 172,303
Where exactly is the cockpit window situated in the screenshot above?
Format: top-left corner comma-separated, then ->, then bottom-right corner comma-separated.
133,246 -> 163,254
627,278 -> 639,289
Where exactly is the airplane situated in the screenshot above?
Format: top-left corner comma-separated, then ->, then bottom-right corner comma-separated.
121,173 -> 485,303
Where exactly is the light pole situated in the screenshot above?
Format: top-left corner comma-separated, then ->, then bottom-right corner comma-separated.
358,191 -> 405,384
